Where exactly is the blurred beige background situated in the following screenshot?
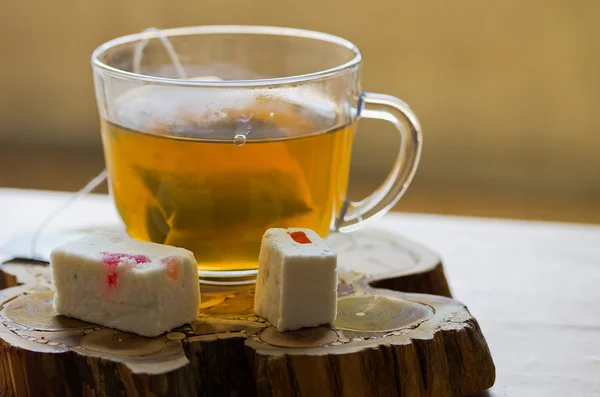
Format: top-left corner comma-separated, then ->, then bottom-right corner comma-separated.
1,0 -> 599,223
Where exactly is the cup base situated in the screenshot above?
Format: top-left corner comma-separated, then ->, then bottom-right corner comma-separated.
198,269 -> 257,285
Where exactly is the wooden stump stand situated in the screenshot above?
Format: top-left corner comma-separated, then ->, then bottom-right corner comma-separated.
0,229 -> 495,396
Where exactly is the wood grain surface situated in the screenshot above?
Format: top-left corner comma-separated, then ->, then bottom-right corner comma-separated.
0,230 -> 494,397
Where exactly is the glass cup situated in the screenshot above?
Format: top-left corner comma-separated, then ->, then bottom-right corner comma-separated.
92,26 -> 422,282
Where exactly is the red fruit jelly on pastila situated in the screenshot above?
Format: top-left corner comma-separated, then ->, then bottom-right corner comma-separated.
50,232 -> 200,337
288,231 -> 312,244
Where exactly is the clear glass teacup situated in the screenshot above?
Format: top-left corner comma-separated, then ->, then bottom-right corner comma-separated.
92,26 -> 422,282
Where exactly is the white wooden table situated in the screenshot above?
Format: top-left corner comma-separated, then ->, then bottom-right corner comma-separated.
1,188 -> 599,397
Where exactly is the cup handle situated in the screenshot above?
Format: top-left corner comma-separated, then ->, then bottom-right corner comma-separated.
335,91 -> 423,233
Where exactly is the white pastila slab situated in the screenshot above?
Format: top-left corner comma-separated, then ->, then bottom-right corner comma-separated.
51,232 -> 200,337
255,228 -> 337,332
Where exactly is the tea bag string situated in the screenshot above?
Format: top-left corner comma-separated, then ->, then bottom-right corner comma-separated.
29,27 -> 187,259
133,27 -> 187,79
29,170 -> 108,259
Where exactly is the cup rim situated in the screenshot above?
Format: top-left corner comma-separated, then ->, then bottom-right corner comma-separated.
91,25 -> 362,88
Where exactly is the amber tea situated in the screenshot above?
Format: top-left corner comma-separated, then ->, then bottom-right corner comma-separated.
101,103 -> 355,273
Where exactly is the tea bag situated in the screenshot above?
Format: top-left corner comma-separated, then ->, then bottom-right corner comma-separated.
112,79 -> 319,251
137,146 -> 315,251
129,104 -> 317,262
141,166 -> 312,227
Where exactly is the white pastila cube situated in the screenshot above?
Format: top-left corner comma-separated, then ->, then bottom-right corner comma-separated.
50,232 -> 200,337
255,228 -> 338,332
